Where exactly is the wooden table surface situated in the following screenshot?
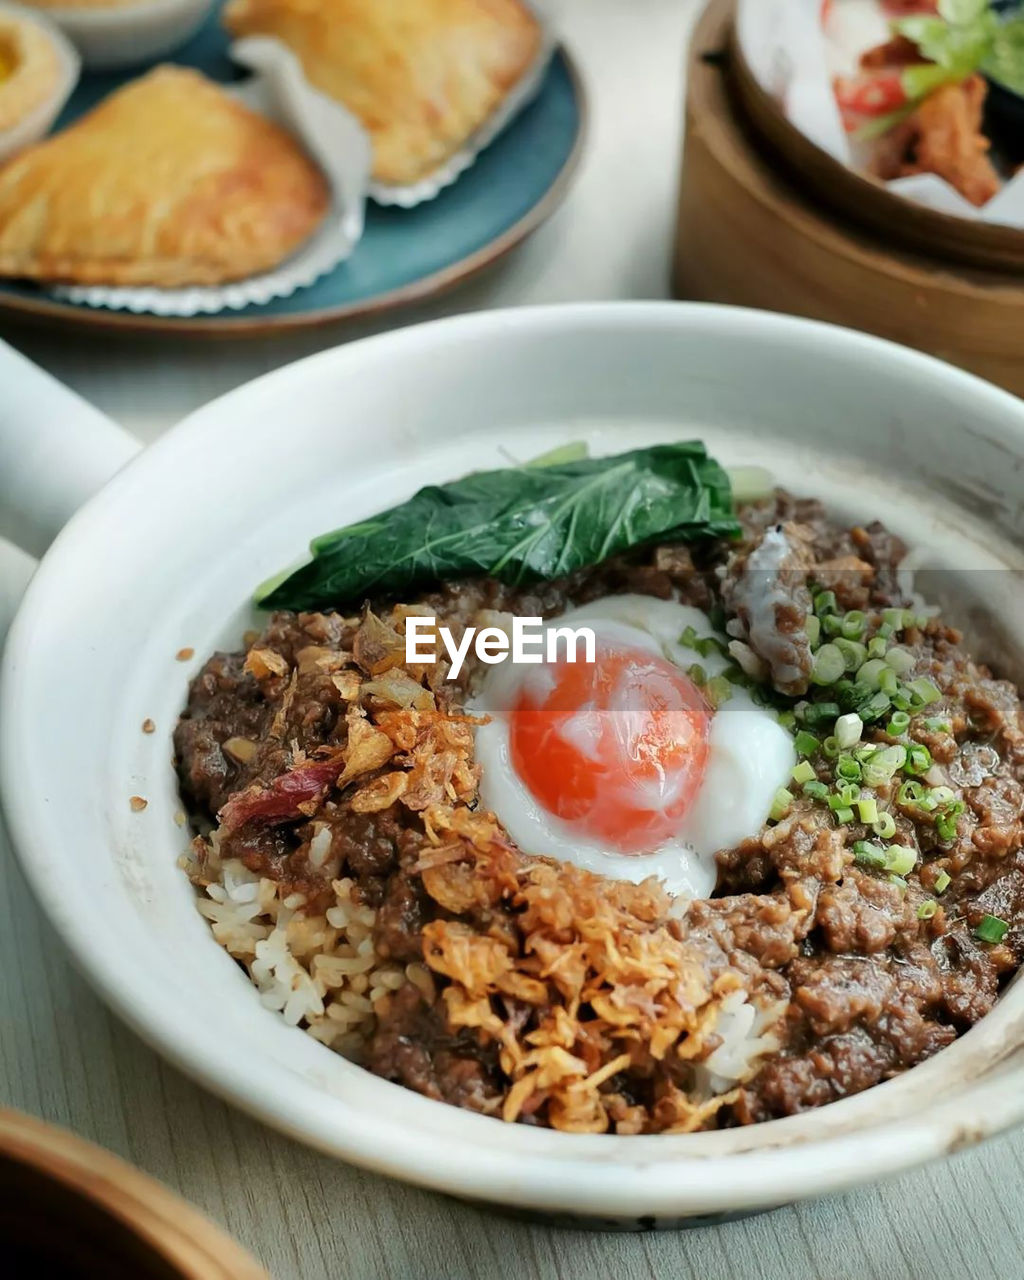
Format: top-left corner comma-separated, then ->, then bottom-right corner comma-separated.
2,2 -> 1023,1276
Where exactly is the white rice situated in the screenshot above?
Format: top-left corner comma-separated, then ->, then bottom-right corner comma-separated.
194,857 -> 783,1100
695,988 -> 786,1097
195,857 -> 427,1059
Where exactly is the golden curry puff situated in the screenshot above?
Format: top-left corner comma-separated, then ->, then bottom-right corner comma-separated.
224,0 -> 543,186
0,9 -> 63,134
0,65 -> 330,287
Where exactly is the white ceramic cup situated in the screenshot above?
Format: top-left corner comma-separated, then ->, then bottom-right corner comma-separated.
39,0 -> 216,72
2,305 -> 1024,1225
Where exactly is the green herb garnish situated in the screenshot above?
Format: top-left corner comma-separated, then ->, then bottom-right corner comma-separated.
974,914 -> 1010,944
858,0 -> 1024,147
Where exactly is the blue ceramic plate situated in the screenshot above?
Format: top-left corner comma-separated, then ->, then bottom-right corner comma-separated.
0,7 -> 585,336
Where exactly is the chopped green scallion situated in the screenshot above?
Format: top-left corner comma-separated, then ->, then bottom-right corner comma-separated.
803,780 -> 830,802
770,788 -> 794,822
812,644 -> 846,686
887,711 -> 911,736
872,811 -> 897,840
686,663 -> 707,687
706,675 -> 733,708
898,779 -> 926,806
857,796 -> 879,825
834,679 -> 859,711
859,691 -> 893,723
805,615 -> 821,647
806,702 -> 841,728
679,625 -> 699,650
835,713 -> 863,749
836,754 -> 862,782
878,667 -> 899,697
917,900 -> 938,921
834,639 -> 867,672
853,840 -> 887,869
791,760 -> 817,785
908,678 -> 941,707
867,636 -> 889,659
885,647 -> 915,675
862,745 -> 907,787
696,635 -> 727,658
841,611 -> 866,640
856,658 -> 888,690
794,730 -> 819,758
884,845 -> 917,876
890,688 -> 912,712
904,743 -> 932,776
934,869 -> 951,894
814,590 -> 838,617
935,801 -> 965,843
974,914 -> 1009,944
922,716 -> 952,734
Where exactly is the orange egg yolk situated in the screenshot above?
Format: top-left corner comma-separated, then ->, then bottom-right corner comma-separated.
509,644 -> 711,853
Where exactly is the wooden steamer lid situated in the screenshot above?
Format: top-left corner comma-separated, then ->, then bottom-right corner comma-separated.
674,0 -> 1024,399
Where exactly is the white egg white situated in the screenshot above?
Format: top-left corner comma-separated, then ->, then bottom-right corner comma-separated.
470,595 -> 795,900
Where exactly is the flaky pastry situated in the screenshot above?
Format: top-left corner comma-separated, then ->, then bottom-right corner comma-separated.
224,0 -> 542,185
0,65 -> 329,286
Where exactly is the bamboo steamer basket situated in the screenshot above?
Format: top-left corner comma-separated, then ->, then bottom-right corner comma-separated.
674,0 -> 1024,398
0,1108 -> 268,1279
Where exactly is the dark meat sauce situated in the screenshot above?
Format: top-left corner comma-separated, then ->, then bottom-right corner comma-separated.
174,493 -> 1024,1125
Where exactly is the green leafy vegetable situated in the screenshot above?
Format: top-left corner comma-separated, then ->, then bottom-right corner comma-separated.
939,0 -> 989,28
985,12 -> 1024,94
256,441 -> 740,612
890,1 -> 1024,106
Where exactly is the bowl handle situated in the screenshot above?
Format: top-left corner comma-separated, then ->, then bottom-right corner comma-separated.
0,340 -> 140,559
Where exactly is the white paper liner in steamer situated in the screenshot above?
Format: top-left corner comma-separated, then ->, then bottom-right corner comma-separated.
0,3 -> 80,164
52,36 -> 371,315
736,0 -> 1024,230
369,0 -> 558,208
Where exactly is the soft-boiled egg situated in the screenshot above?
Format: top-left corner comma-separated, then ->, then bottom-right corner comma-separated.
470,595 -> 795,900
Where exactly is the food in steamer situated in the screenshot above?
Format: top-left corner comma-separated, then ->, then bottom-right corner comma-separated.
175,443 -> 1024,1134
831,0 -> 1024,206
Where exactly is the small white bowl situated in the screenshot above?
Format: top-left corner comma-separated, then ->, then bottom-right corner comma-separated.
33,0 -> 215,71
0,3 -> 78,162
2,305 -> 1024,1226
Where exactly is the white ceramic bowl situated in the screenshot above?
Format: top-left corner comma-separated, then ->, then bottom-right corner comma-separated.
0,3 -> 79,163
3,304 -> 1024,1226
37,0 -> 215,71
